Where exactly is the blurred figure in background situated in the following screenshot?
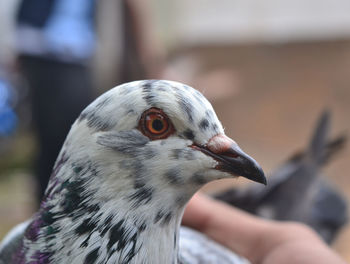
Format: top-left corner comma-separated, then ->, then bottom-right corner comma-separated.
15,0 -> 95,203
15,0 -> 170,203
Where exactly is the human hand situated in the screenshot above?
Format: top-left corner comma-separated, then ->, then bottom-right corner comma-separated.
183,193 -> 346,264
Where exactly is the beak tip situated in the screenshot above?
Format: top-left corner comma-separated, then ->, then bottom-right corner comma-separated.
260,174 -> 267,185
256,165 -> 267,185
248,166 -> 267,185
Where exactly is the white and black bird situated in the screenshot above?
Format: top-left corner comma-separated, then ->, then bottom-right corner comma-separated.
0,80 -> 266,264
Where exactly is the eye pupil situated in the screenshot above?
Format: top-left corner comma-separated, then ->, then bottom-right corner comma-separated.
152,119 -> 164,131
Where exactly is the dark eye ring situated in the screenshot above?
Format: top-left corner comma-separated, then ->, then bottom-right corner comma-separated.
138,108 -> 175,140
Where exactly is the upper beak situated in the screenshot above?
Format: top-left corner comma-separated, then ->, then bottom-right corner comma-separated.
193,134 -> 267,185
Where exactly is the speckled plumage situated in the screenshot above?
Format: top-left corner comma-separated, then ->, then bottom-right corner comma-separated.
0,80 -> 265,264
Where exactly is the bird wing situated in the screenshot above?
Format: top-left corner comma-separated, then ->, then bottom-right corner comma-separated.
0,220 -> 30,263
179,226 -> 250,264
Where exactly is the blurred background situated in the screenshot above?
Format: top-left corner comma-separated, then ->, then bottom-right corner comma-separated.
0,0 -> 349,261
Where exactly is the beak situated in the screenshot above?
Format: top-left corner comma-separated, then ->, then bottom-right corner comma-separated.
193,134 -> 267,185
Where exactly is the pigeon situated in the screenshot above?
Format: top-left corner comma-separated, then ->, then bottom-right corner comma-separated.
215,110 -> 348,243
0,80 -> 266,264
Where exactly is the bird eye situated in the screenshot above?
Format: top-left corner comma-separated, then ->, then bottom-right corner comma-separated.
139,108 -> 175,139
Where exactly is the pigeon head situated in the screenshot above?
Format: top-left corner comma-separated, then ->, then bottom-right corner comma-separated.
32,80 -> 265,263
58,80 -> 265,204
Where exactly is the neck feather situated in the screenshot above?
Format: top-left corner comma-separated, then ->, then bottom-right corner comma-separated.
24,163 -> 190,263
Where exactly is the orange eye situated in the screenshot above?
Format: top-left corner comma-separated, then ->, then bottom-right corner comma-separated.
139,108 -> 175,139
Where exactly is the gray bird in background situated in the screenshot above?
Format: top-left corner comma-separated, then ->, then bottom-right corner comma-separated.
215,110 -> 348,243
